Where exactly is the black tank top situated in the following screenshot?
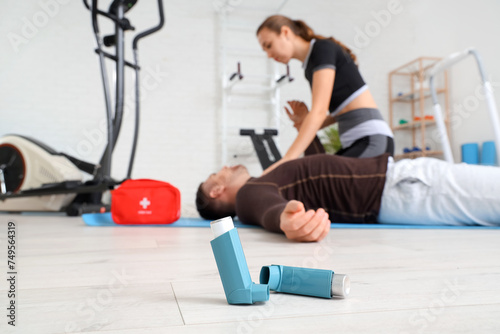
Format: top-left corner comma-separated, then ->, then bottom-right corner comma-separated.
304,39 -> 366,115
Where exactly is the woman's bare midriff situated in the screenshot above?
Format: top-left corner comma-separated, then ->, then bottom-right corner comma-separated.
336,89 -> 378,117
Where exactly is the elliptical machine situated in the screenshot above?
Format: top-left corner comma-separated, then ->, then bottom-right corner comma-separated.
0,0 -> 165,215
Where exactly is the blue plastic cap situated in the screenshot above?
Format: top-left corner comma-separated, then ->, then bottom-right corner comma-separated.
259,265 -> 281,290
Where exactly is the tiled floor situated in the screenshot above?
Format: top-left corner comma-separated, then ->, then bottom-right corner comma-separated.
0,214 -> 499,333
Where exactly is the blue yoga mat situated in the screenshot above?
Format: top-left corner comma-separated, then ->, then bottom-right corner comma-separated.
82,213 -> 259,228
82,213 -> 500,229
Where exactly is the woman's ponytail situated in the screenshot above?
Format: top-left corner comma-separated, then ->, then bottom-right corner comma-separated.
292,19 -> 315,41
326,36 -> 357,65
257,15 -> 357,64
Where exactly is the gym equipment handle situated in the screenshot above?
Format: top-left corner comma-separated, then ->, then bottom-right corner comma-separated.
133,0 -> 165,50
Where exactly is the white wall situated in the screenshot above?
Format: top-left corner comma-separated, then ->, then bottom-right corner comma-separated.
1,0 -> 499,217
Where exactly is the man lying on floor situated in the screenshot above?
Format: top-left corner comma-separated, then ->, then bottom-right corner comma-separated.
196,151 -> 500,242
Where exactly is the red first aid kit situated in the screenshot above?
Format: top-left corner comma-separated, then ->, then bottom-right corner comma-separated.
111,179 -> 181,225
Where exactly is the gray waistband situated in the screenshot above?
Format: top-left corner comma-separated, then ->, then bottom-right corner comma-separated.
337,108 -> 384,136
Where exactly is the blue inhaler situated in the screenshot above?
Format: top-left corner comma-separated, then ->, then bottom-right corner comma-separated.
260,265 -> 350,299
210,217 -> 269,305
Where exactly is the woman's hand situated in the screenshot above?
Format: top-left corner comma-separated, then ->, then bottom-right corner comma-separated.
278,68 -> 334,163
285,100 -> 309,130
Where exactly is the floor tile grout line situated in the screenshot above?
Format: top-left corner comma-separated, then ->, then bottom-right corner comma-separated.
171,282 -> 186,325
171,302 -> 500,328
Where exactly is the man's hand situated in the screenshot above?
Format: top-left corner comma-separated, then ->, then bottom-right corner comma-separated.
285,100 -> 309,131
280,200 -> 331,242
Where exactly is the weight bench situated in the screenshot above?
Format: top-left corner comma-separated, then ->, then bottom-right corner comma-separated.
240,129 -> 327,170
240,129 -> 282,170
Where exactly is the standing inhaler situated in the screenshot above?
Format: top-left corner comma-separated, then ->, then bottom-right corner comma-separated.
210,217 -> 269,305
260,265 -> 350,299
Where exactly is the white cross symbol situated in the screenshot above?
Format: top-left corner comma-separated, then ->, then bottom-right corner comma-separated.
139,197 -> 151,209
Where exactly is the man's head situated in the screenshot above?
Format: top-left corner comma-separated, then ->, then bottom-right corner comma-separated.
196,165 -> 251,220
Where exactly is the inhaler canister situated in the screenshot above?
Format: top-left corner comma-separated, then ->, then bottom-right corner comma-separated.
260,265 -> 350,299
210,217 -> 269,305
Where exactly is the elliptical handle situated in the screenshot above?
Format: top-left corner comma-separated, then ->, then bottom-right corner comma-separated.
132,0 -> 165,50
83,0 -> 119,29
91,0 -> 99,34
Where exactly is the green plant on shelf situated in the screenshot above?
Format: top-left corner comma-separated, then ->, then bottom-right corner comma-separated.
319,124 -> 342,154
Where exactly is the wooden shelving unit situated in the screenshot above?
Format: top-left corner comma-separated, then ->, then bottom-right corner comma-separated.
388,57 -> 450,160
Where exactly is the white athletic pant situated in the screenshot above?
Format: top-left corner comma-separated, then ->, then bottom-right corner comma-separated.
378,157 -> 500,226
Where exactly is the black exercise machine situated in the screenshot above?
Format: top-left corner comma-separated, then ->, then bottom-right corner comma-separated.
0,0 -> 165,215
240,129 -> 282,170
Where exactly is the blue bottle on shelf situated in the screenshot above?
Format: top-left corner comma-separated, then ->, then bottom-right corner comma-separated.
481,141 -> 497,166
461,143 -> 479,164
